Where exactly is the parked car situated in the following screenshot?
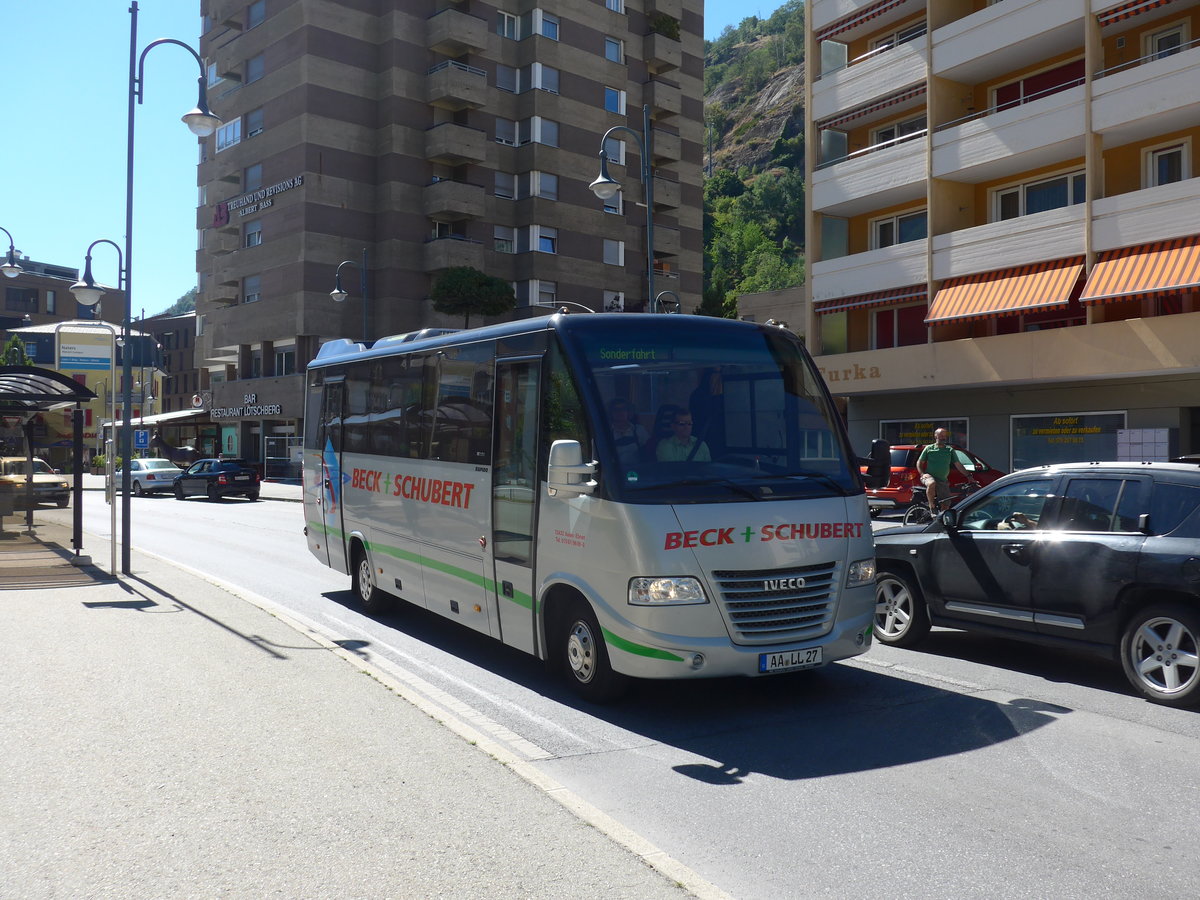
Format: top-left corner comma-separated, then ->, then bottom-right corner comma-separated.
873,461 -> 1200,707
115,458 -> 183,496
173,458 -> 260,501
0,457 -> 70,508
863,444 -> 1005,513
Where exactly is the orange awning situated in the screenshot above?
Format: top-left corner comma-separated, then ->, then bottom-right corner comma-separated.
927,258 -> 1084,324
813,285 -> 926,315
1080,236 -> 1200,305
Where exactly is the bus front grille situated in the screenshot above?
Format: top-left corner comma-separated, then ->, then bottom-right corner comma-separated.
710,562 -> 838,644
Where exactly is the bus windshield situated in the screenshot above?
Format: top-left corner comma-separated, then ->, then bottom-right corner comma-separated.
563,319 -> 859,504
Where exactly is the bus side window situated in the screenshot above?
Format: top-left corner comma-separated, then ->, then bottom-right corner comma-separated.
543,339 -> 591,456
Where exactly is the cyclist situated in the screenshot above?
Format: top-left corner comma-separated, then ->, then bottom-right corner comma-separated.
916,428 -> 977,515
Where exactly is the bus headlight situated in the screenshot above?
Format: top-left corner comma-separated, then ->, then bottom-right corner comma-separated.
629,576 -> 708,606
846,558 -> 876,588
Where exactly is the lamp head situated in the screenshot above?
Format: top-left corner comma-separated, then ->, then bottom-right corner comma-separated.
70,256 -> 104,307
589,150 -> 621,200
183,75 -> 221,137
1,250 -> 20,279
330,265 -> 350,302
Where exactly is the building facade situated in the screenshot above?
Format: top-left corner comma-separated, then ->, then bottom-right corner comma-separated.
195,0 -> 705,464
805,0 -> 1200,469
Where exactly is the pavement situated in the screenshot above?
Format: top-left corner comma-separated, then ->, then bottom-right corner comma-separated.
0,478 -> 718,899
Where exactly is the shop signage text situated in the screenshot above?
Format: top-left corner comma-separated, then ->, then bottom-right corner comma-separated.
213,174 -> 304,226
211,393 -> 282,419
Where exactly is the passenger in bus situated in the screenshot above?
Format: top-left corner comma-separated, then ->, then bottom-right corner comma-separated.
656,412 -> 711,462
608,398 -> 648,468
644,403 -> 681,461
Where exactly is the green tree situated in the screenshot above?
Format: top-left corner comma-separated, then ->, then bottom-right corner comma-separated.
431,267 -> 517,328
2,334 -> 33,365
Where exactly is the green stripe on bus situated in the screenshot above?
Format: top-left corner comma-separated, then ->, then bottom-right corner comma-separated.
601,627 -> 685,662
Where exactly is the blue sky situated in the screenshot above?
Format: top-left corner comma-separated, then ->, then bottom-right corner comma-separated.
3,1 -> 786,318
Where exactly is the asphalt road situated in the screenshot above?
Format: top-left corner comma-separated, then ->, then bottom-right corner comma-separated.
44,494 -> 1200,899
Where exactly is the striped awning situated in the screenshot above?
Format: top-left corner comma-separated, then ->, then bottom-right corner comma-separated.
1098,0 -> 1176,27
819,84 -> 927,130
1080,236 -> 1200,305
815,0 -> 909,41
814,285 -> 927,315
927,258 -> 1084,324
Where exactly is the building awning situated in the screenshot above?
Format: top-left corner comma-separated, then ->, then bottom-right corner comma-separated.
1098,0 -> 1177,27
927,258 -> 1084,324
814,285 -> 927,315
102,408 -> 209,429
818,84 -> 927,130
1079,236 -> 1200,305
815,0 -> 909,41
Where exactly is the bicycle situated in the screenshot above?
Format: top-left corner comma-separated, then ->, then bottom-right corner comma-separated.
902,480 -> 979,526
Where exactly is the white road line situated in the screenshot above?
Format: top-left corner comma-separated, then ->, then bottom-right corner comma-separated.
849,654 -> 985,691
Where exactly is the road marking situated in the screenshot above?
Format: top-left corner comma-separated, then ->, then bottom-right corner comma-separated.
849,654 -> 985,691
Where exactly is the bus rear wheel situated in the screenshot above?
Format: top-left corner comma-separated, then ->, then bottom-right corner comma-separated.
559,599 -> 626,703
353,544 -> 391,616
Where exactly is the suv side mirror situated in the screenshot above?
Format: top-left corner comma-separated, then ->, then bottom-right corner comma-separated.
547,440 -> 596,498
941,508 -> 959,530
861,439 -> 890,489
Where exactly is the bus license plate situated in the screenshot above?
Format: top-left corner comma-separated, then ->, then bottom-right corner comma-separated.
759,647 -> 823,673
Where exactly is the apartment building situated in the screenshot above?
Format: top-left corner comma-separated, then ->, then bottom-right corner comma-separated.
195,0 -> 704,464
805,0 -> 1200,469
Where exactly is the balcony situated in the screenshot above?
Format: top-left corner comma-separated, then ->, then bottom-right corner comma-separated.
644,32 -> 681,74
1093,44 -> 1200,147
645,0 -> 682,18
427,8 -> 486,56
653,225 -> 680,257
427,60 -> 487,111
811,240 -> 928,306
651,129 -> 681,164
811,134 -> 925,217
215,265 -> 240,287
645,79 -> 681,118
423,179 -> 485,221
423,236 -> 484,272
813,311 -> 1200,395
932,0 -> 1082,85
209,232 -> 240,256
652,176 -> 680,210
1092,177 -> 1200,254
812,40 -> 925,124
931,85 -> 1085,184
209,282 -> 238,306
931,205 -> 1085,282
425,122 -> 487,165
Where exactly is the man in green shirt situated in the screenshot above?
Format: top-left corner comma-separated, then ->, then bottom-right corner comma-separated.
656,412 -> 711,462
916,428 -> 974,513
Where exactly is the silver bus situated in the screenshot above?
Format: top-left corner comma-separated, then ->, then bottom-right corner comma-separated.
303,313 -> 886,700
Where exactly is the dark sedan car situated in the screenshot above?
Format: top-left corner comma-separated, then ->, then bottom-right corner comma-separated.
873,461 -> 1200,707
173,458 -> 260,501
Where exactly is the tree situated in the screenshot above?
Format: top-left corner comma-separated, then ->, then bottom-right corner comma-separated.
431,267 -> 517,328
2,334 -> 32,366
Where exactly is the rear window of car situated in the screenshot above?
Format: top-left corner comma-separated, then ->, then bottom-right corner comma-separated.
891,448 -> 919,467
1149,482 -> 1200,535
216,461 -> 251,471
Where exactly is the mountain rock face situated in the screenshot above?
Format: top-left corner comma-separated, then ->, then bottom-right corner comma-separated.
707,62 -> 804,173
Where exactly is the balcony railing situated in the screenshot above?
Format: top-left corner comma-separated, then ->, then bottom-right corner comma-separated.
815,129 -> 926,171
1095,36 -> 1200,80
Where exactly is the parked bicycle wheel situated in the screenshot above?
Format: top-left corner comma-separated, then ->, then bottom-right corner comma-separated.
903,504 -> 934,526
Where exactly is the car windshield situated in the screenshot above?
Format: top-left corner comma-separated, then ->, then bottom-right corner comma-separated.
565,319 -> 858,504
4,460 -> 54,476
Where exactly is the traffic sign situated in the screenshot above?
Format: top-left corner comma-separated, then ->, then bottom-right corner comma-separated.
134,429 -> 149,450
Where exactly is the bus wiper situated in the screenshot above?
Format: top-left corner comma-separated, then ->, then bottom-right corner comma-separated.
627,477 -> 764,501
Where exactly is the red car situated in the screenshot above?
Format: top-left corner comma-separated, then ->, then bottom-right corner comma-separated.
863,445 -> 1005,513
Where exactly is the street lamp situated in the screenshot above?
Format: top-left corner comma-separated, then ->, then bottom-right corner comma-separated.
590,104 -> 658,311
654,290 -> 681,314
78,0 -> 219,576
330,249 -> 369,342
1,226 -> 21,278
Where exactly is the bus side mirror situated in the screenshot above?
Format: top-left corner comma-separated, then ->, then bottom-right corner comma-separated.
861,439 -> 890,489
547,440 -> 596,497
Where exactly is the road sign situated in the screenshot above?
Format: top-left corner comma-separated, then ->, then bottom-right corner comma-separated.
134,429 -> 149,450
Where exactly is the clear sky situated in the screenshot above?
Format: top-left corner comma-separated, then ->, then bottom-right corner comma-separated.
2,1 -> 787,318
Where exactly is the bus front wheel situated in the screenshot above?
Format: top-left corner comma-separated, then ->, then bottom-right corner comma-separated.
353,544 -> 392,616
559,599 -> 626,703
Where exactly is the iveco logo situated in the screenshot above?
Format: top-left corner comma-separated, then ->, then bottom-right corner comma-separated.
765,577 -> 805,592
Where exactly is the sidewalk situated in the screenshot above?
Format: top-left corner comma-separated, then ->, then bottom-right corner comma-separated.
77,471 -> 303,502
0,519 -> 707,899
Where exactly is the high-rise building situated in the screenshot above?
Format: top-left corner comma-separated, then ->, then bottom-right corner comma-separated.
196,0 -> 704,463
805,0 -> 1200,467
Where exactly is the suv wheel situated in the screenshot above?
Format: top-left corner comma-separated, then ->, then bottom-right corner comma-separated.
874,568 -> 930,647
1121,603 -> 1200,707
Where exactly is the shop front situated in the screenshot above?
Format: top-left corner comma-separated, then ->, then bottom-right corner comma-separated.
210,375 -> 305,481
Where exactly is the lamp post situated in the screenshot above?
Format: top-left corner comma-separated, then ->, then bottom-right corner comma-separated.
100,1 -> 220,575
0,226 -> 21,278
330,249 -> 369,342
590,104 -> 657,311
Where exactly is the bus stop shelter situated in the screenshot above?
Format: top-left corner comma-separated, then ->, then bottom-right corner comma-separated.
0,365 -> 97,558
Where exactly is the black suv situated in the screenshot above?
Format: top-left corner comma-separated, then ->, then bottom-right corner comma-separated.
873,461 -> 1200,707
173,458 -> 261,501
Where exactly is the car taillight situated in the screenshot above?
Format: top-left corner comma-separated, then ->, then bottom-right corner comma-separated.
218,474 -> 228,485
898,470 -> 916,484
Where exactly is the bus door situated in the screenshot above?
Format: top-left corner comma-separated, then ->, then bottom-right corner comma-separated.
312,376 -> 348,572
488,356 -> 542,655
